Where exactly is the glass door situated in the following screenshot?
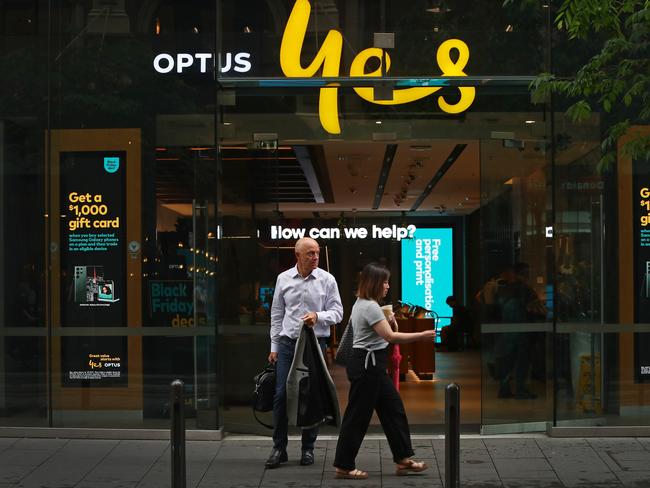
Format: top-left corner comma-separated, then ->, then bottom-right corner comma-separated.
478,103 -> 553,433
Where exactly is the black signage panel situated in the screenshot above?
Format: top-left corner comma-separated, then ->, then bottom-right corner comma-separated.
634,158 -> 650,382
59,151 -> 127,387
61,336 -> 128,388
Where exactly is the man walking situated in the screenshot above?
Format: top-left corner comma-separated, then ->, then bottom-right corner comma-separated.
266,237 -> 343,468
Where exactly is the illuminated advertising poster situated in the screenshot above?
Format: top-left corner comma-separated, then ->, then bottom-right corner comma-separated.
60,151 -> 126,386
60,151 -> 125,325
634,160 -> 650,382
401,228 -> 454,319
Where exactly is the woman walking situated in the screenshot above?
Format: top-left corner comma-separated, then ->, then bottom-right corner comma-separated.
334,262 -> 436,480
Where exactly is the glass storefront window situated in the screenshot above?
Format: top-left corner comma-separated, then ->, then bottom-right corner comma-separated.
0,0 -> 648,435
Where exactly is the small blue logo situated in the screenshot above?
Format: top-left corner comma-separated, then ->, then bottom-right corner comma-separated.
104,157 -> 120,173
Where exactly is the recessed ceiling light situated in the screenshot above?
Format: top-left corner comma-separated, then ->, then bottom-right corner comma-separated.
376,120 -> 382,125
525,120 -> 536,124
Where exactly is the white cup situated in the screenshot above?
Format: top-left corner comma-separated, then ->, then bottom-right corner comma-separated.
381,304 -> 394,320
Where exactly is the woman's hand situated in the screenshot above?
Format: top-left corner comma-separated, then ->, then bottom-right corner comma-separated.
388,314 -> 397,328
419,329 -> 436,342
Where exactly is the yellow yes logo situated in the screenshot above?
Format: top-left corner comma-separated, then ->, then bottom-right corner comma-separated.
280,0 -> 475,135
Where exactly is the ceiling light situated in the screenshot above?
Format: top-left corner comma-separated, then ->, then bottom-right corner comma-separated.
525,120 -> 536,124
376,120 -> 382,125
505,24 -> 513,32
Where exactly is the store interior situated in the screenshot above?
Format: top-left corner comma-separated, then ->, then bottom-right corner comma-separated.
151,109 -> 597,432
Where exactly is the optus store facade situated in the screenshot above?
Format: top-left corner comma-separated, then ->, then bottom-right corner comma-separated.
0,0 -> 648,437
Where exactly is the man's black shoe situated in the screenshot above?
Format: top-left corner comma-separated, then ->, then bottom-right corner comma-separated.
300,449 -> 314,466
265,448 -> 288,469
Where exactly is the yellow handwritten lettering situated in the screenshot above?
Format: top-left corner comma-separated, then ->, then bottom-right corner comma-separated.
280,0 -> 476,134
280,0 -> 342,134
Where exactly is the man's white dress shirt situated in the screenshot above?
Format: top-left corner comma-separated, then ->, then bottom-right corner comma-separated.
270,266 -> 343,353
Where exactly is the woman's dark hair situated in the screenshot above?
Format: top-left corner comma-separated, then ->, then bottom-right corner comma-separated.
357,262 -> 390,302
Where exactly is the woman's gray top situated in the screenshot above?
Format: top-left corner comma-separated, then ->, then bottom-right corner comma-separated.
351,298 -> 389,351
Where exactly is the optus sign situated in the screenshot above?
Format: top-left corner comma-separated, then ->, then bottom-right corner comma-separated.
153,52 -> 251,74
281,0 -> 475,134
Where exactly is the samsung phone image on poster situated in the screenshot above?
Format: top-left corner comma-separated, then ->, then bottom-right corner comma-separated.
401,228 -> 454,320
60,151 -> 126,327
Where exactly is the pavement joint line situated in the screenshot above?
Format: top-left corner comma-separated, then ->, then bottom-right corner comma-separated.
483,437 -> 505,487
17,437 -> 72,486
430,438 -> 444,486
586,438 -> 626,485
77,438 -> 122,486
0,437 -> 19,455
605,450 -> 627,471
135,441 -> 170,488
196,438 -> 223,488
535,437 -> 563,487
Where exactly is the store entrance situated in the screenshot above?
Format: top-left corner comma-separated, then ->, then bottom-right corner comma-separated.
217,105 -> 553,434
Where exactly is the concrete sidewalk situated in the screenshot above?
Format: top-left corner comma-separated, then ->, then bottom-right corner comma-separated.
1,435 -> 650,488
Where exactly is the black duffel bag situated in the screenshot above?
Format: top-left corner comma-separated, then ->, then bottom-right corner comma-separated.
252,363 -> 276,429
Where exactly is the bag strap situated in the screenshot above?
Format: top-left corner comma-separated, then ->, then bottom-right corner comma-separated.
253,408 -> 274,429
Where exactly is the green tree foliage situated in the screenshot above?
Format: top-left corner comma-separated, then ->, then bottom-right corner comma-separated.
507,0 -> 649,170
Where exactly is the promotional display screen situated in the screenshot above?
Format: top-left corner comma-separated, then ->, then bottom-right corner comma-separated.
401,228 -> 454,319
59,151 -> 127,386
633,160 -> 650,382
60,151 -> 126,326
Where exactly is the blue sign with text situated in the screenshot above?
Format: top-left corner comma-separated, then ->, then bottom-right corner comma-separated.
104,157 -> 120,173
401,228 -> 453,319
